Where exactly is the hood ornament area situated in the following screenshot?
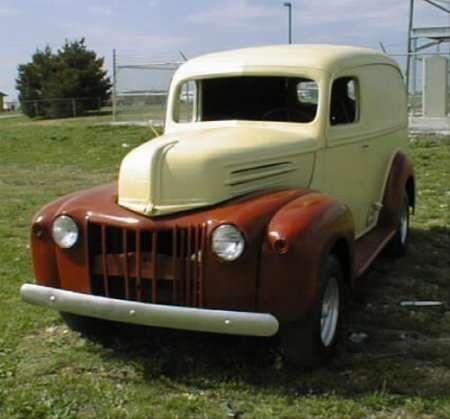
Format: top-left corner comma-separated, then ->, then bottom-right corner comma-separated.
118,138 -> 178,216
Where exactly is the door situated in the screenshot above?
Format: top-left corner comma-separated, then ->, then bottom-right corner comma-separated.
323,75 -> 371,237
355,64 -> 409,230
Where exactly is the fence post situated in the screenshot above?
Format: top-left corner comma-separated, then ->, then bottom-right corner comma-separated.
34,101 -> 39,116
113,49 -> 117,121
72,99 -> 76,117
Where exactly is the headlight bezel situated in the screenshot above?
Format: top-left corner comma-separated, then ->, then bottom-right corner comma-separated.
51,214 -> 80,249
211,223 -> 246,262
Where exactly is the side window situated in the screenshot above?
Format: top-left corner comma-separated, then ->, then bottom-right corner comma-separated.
330,77 -> 359,125
297,80 -> 318,106
174,81 -> 196,123
292,79 -> 318,122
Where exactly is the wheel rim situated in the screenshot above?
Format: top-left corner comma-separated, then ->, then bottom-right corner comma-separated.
399,208 -> 408,244
320,276 -> 340,347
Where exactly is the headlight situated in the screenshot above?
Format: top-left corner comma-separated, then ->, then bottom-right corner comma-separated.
52,215 -> 79,249
211,224 -> 245,261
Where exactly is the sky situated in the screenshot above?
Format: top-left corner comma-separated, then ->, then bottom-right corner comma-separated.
1,0 -> 449,100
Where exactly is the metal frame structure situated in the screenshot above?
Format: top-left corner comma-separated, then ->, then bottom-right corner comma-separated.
406,0 -> 450,94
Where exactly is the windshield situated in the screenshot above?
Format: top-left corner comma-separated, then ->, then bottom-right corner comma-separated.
174,76 -> 318,124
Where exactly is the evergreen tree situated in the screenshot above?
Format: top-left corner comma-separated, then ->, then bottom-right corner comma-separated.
16,39 -> 111,118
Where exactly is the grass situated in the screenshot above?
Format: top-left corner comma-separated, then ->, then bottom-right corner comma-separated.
115,103 -> 166,123
0,114 -> 449,418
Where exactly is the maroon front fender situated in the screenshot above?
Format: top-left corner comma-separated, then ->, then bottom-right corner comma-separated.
258,193 -> 354,322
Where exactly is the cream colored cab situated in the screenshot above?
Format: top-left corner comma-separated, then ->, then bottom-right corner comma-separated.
118,45 -> 408,238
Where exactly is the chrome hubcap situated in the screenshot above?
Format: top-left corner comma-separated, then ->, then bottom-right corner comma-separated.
320,276 -> 339,347
399,210 -> 408,244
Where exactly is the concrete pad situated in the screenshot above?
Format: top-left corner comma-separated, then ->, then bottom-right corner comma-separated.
0,113 -> 21,120
111,120 -> 164,127
409,116 -> 450,135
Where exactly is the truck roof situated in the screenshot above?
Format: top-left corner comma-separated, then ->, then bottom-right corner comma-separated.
174,44 -> 400,81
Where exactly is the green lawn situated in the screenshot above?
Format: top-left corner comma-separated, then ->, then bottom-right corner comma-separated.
115,102 -> 166,123
0,115 -> 449,418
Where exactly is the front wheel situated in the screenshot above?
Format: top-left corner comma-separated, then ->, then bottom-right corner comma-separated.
280,255 -> 344,369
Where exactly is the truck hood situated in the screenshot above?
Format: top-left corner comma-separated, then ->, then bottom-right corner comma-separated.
118,125 -> 316,217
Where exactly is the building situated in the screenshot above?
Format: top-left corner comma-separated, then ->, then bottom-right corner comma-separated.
0,92 -> 7,112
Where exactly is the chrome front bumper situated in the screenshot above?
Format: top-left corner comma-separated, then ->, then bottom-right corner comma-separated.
20,284 -> 279,337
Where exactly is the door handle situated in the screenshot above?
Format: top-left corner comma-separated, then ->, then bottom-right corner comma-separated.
362,144 -> 370,149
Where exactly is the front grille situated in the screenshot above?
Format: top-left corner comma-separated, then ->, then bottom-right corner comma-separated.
86,222 -> 207,307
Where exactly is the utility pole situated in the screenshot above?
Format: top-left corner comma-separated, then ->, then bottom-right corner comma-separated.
284,2 -> 292,44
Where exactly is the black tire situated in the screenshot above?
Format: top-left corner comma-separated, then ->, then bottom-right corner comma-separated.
280,255 -> 345,369
385,191 -> 409,257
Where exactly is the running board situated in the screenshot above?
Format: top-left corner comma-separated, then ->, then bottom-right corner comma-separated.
354,226 -> 396,278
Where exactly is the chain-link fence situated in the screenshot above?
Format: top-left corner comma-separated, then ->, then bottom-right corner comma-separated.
111,50 -> 449,124
20,97 -> 106,119
113,52 -> 182,124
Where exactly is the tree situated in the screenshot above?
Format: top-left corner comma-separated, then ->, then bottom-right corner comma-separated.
16,39 -> 111,118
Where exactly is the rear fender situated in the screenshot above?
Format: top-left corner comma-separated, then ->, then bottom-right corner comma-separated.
379,151 -> 415,227
257,192 -> 354,323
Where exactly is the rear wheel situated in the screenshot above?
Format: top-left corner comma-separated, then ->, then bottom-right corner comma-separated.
386,191 -> 409,257
281,255 -> 344,369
